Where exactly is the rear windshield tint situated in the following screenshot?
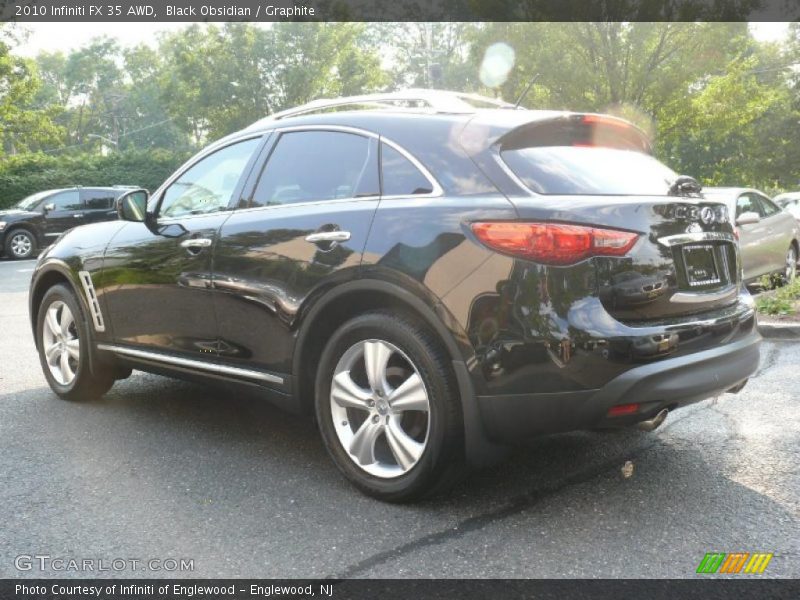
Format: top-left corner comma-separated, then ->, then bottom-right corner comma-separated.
501,146 -> 677,196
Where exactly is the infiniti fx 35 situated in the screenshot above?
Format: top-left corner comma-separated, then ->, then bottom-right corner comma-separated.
29,91 -> 761,501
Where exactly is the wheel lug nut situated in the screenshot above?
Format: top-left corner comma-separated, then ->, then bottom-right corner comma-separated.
371,415 -> 379,424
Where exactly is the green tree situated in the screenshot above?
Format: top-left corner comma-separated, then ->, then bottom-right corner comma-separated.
158,23 -> 388,142
0,26 -> 62,155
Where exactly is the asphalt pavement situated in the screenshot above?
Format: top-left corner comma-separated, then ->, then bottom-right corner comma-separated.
0,258 -> 797,578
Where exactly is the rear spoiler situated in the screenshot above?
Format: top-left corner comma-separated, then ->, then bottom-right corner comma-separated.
460,111 -> 652,156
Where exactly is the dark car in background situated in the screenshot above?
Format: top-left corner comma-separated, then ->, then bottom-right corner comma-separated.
28,90 -> 760,501
0,186 -> 136,260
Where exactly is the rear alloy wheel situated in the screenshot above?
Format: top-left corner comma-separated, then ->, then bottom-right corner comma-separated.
36,284 -> 114,401
785,245 -> 797,282
315,311 -> 464,502
330,339 -> 430,478
5,229 -> 35,260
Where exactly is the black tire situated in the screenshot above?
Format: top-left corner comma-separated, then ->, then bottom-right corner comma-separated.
315,310 -> 465,502
36,284 -> 114,401
4,228 -> 36,260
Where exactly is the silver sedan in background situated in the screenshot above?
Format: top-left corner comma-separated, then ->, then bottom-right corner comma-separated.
774,191 -> 800,223
703,187 -> 800,283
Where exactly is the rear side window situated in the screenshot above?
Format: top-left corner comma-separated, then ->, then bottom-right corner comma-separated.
251,131 -> 378,207
501,146 -> 677,196
82,190 -> 115,210
498,116 -> 676,196
381,143 -> 434,196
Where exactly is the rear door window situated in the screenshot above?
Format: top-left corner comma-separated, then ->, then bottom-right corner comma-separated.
251,131 -> 378,207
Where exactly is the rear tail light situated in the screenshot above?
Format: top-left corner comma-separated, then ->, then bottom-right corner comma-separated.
471,222 -> 639,266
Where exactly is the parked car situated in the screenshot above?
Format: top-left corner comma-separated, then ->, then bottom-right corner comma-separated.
774,191 -> 800,222
702,187 -> 800,282
0,186 -> 137,260
29,90 -> 760,501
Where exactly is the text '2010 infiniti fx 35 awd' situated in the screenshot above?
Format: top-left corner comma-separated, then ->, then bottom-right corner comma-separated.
29,90 -> 760,501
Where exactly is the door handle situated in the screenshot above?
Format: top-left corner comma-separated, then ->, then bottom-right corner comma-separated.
180,238 -> 213,253
304,231 -> 351,243
73,213 -> 84,218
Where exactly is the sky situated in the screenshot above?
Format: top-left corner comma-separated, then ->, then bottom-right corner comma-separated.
12,22 -> 793,57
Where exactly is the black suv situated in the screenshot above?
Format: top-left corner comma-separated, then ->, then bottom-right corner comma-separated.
28,91 -> 760,501
0,186 -> 134,260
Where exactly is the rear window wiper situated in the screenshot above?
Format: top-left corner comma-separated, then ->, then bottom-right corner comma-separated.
668,175 -> 702,197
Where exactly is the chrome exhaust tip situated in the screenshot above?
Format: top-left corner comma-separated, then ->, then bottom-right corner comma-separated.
637,408 -> 669,432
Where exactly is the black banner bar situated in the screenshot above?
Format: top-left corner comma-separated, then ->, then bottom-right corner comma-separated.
3,579 -> 800,600
2,0 -> 800,22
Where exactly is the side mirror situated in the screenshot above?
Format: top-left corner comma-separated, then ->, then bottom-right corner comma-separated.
116,189 -> 150,222
43,203 -> 55,213
736,211 -> 761,226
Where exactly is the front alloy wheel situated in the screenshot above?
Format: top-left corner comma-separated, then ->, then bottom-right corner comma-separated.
330,339 -> 430,478
6,230 -> 35,259
36,284 -> 115,401
41,300 -> 81,385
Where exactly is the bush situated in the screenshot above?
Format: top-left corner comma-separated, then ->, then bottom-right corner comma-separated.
755,276 -> 800,316
0,149 -> 195,210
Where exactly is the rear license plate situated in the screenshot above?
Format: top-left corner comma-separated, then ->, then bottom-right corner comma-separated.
683,244 -> 721,287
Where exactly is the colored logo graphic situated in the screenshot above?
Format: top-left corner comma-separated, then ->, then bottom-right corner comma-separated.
696,552 -> 773,574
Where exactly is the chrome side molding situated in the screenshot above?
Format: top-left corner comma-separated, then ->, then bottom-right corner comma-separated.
96,343 -> 284,385
78,271 -> 105,332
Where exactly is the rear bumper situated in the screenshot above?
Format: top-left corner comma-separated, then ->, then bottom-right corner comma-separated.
475,328 -> 761,441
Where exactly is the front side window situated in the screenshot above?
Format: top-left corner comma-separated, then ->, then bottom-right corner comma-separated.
381,143 -> 434,196
251,131 -> 378,207
46,191 -> 82,211
16,191 -> 50,211
160,138 -> 260,218
736,194 -> 761,218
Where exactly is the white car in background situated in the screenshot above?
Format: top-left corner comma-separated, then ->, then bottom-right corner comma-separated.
774,191 -> 800,222
703,187 -> 800,283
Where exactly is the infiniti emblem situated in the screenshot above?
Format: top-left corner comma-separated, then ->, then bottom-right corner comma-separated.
700,206 -> 715,224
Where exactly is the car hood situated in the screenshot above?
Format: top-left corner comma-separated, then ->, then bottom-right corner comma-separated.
0,208 -> 39,220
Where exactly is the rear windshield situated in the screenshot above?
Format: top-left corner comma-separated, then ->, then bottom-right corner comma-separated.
501,146 -> 678,196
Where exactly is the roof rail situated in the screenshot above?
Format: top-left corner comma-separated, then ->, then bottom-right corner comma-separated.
252,89 -> 519,125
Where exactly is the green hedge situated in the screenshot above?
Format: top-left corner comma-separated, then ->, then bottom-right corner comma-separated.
0,149 -> 195,210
